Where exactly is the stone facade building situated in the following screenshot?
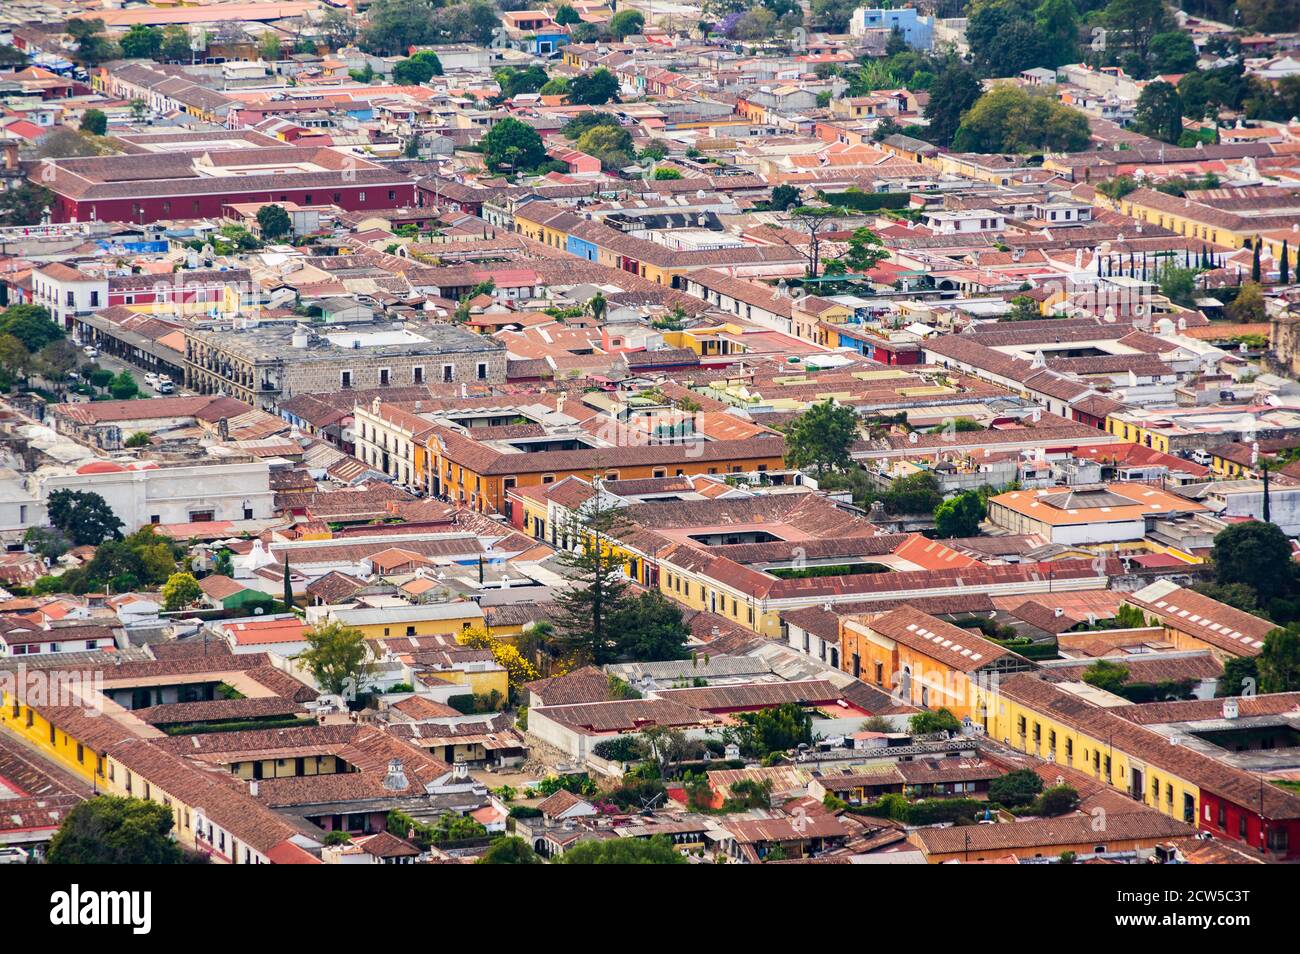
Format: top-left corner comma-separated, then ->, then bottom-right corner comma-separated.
184,321 -> 506,410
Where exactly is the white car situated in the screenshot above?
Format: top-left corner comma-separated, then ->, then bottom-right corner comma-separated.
0,846 -> 28,864
144,373 -> 159,385
83,346 -> 98,358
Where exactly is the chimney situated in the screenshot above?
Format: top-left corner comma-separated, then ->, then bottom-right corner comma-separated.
452,762 -> 469,780
1222,699 -> 1239,720
249,780 -> 259,797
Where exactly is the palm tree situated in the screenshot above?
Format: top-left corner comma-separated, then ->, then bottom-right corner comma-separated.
586,292 -> 607,323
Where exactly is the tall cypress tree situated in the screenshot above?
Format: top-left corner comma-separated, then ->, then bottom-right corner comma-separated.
1281,240 -> 1290,285
283,555 -> 293,608
1251,239 -> 1262,283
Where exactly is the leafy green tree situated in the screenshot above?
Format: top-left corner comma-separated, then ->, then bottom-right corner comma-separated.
1227,280 -> 1266,323
393,50 -> 444,84
110,370 -> 139,400
46,489 -> 123,546
479,836 -> 542,863
1149,30 -> 1197,73
954,85 -> 1092,153
119,24 -> 163,59
568,68 -> 620,106
1159,265 -> 1196,307
933,491 -> 986,537
839,226 -> 888,273
480,116 -> 546,173
68,19 -> 119,67
653,167 -> 683,180
256,203 -> 292,239
810,0 -> 856,32
161,571 -> 202,611
557,835 -> 685,864
923,62 -> 982,147
563,111 -> 621,139
495,64 -> 548,99
1034,0 -> 1080,66
988,769 -> 1044,807
883,471 -> 943,515
80,109 -> 108,136
160,26 -> 193,62
0,183 -> 56,227
609,591 -> 689,661
909,708 -> 962,735
1134,80 -> 1183,143
726,702 -> 813,757
49,796 -> 195,864
23,526 -> 71,561
1259,624 -> 1300,694
0,304 -> 63,351
1216,655 -> 1260,698
609,9 -> 645,38
769,184 -> 801,211
966,0 -> 1049,77
1035,785 -> 1080,816
1209,521 -> 1293,606
554,4 -> 582,25
784,400 -> 859,476
360,0 -> 441,53
299,621 -> 375,697
576,124 -> 634,170
1101,0 -> 1174,71
124,431 -> 151,448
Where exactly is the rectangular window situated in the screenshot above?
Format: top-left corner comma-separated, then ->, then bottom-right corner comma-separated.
477,362 -> 488,380
341,371 -> 352,388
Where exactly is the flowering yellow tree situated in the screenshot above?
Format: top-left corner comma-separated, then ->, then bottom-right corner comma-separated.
460,627 -> 538,703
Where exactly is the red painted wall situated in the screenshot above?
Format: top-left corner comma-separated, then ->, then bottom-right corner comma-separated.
51,183 -> 417,225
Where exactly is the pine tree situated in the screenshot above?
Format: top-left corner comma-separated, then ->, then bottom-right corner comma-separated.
1281,241 -> 1290,285
283,555 -> 293,608
550,493 -> 632,666
1252,239 -> 1262,283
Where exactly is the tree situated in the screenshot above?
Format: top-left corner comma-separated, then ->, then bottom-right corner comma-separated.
49,796 -> 195,864
563,111 -> 621,139
653,167 -> 683,180
966,0 -> 1049,77
1134,81 -> 1183,144
360,0 -> 441,53
810,0 -> 856,32
393,50 -> 444,85
161,572 -> 202,611
479,836 -> 542,864
779,205 -> 844,277
1083,659 -> 1131,694
1216,655 -> 1260,698
110,370 -> 140,400
924,63 -> 982,147
0,183 -> 56,227
0,304 -> 62,351
608,9 -> 645,38
1281,240 -> 1290,286
557,835 -> 685,864
988,769 -> 1044,807
732,6 -> 776,40
839,226 -> 888,273
551,500 -> 632,666
1159,265 -> 1197,307
934,490 -> 987,537
46,489 -> 123,546
1209,520 -> 1293,605
1035,785 -> 1080,816
0,334 -> 30,388
586,291 -> 607,323
1227,280 -> 1266,323
495,64 -> 548,99
125,431 -> 152,448
319,8 -> 358,48
576,124 -> 635,170
769,184 -> 801,211
299,621 -> 374,697
883,471 -> 943,514
69,20 -> 119,67
609,591 -> 690,661
258,32 -> 282,61
1149,30 -> 1197,73
1258,624 -> 1300,694
256,203 -> 292,239
480,116 -> 545,174
568,68 -> 620,106
1101,0 -> 1173,70
120,24 -> 163,60
954,85 -> 1092,153
784,400 -> 859,476
725,702 -> 813,757
160,26 -> 193,62
909,708 -> 962,735
80,109 -> 108,136
554,4 -> 582,25
460,627 -> 539,702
